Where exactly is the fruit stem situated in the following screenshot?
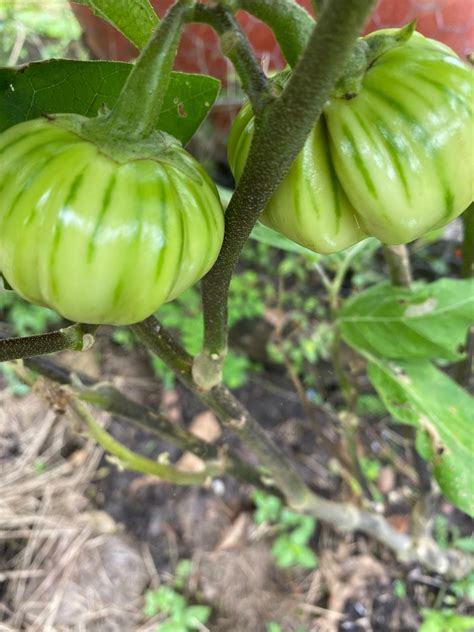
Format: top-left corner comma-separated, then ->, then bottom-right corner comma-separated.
333,20 -> 416,99
98,0 -> 194,140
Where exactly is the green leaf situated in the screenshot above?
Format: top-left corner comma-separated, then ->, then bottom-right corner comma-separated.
157,622 -> 188,632
143,587 -> 186,618
271,534 -> 318,570
252,491 -> 282,524
183,605 -> 211,628
419,609 -> 474,632
0,60 -> 220,145
451,571 -> 474,601
250,222 -> 321,260
174,559 -> 193,589
73,0 -> 158,50
392,579 -> 407,599
453,537 -> 474,553
338,279 -> 474,362
367,357 -> 474,516
295,545 -> 318,569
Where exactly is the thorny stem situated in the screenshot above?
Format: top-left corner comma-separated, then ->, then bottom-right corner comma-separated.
21,354 -> 270,491
0,324 -> 96,363
201,0 -> 377,375
131,317 -> 472,579
238,0 -> 315,67
192,4 -> 275,116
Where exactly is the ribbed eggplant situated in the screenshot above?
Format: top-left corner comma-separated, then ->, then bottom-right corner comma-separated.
228,29 -> 473,253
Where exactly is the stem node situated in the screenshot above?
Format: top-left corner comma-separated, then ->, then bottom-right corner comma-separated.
192,351 -> 224,390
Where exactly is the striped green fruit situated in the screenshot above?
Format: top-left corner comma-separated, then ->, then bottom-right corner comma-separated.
0,118 -> 224,325
228,30 -> 473,252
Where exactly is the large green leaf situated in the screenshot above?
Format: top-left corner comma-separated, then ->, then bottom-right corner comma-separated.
72,0 -> 157,50
0,60 -> 220,145
368,356 -> 474,516
338,279 -> 474,362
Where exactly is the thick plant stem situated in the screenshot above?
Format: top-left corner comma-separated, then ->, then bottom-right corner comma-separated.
192,4 -> 274,115
131,317 -> 472,579
97,0 -> 194,139
238,0 -> 315,67
201,0 -> 377,368
383,245 -> 413,288
0,324 -> 96,363
21,354 -> 269,491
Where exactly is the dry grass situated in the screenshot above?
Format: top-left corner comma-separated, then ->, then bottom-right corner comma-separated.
0,388 -> 150,631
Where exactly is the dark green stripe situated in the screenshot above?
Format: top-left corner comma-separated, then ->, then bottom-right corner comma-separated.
166,172 -> 187,295
0,125 -> 54,157
394,79 -> 433,110
444,188 -> 455,220
187,180 -> 212,277
87,173 -> 116,263
198,169 -> 221,236
3,149 -> 68,224
411,71 -> 472,116
48,168 -> 87,298
321,118 -> 342,228
340,123 -> 378,199
154,175 -> 168,282
366,86 -> 434,147
132,178 -> 144,246
358,109 -> 411,204
0,138 -> 73,204
367,86 -> 454,220
112,175 -> 143,308
112,277 -> 125,307
404,73 -> 471,119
